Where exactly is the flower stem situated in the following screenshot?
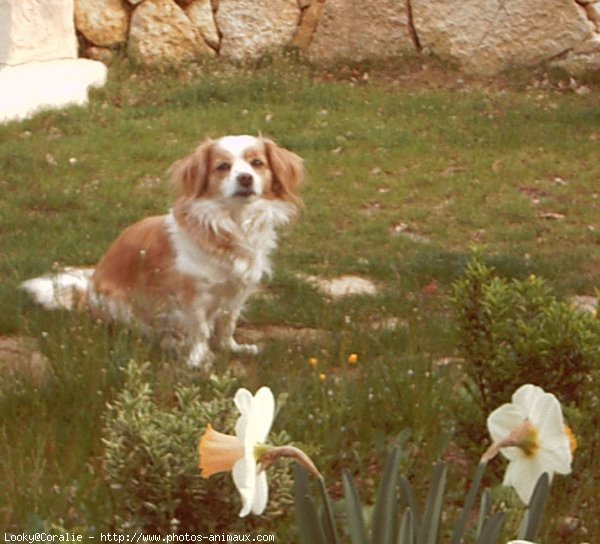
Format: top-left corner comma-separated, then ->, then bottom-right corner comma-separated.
258,445 -> 321,478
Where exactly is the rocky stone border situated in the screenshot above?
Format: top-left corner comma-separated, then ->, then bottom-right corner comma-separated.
73,0 -> 600,75
0,336 -> 50,385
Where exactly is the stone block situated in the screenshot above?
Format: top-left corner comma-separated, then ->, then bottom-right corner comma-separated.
0,58 -> 107,122
0,0 -> 78,66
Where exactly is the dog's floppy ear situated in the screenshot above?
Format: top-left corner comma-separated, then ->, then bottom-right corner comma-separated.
263,138 -> 304,207
170,139 -> 213,198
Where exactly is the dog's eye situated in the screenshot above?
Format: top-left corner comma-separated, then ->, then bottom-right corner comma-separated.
250,158 -> 264,168
216,162 -> 231,172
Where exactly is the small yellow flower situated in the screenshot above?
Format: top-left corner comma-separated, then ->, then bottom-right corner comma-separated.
308,357 -> 318,368
347,353 -> 359,365
528,274 -> 536,282
319,373 -> 326,382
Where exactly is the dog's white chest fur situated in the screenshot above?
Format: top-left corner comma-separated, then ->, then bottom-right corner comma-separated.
166,199 -> 293,287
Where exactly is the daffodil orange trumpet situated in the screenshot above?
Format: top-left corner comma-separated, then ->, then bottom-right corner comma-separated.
199,424 -> 245,478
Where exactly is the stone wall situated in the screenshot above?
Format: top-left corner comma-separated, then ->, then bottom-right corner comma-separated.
74,0 -> 600,75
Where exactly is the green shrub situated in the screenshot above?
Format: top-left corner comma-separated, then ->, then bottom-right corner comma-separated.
102,360 -> 293,534
452,256 -> 600,419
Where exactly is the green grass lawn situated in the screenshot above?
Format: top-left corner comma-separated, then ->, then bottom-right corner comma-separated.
1,56 -> 599,540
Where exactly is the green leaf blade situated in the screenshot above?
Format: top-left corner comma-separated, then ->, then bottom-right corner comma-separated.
451,462 -> 487,544
342,470 -> 369,544
518,472 -> 550,542
294,464 -> 328,544
418,462 -> 447,544
397,507 -> 415,544
371,447 -> 402,544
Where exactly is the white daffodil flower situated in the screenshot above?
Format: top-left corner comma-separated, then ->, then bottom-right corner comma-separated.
199,386 -> 320,517
482,384 -> 576,504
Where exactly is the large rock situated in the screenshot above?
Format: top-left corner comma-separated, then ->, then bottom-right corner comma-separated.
0,0 -> 78,66
307,0 -> 414,63
128,0 -> 214,64
75,0 -> 129,47
585,2 -> 600,29
185,0 -> 220,50
216,0 -> 300,60
411,0 -> 595,75
0,59 -> 108,123
0,336 -> 50,386
292,0 -> 326,50
551,34 -> 600,73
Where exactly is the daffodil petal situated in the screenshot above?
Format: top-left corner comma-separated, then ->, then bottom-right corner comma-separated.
232,457 -> 257,518
512,383 -> 565,435
487,403 -> 525,443
235,414 -> 249,441
497,445 -> 522,462
234,388 -> 254,417
503,456 -> 548,504
252,469 -> 269,515
535,443 -> 572,475
511,384 -> 545,412
245,386 -> 275,446
527,392 -> 566,444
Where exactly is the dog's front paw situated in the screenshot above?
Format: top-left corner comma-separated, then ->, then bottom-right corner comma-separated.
187,342 -> 215,370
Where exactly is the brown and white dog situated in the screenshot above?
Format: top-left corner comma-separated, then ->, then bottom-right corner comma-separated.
21,135 -> 304,368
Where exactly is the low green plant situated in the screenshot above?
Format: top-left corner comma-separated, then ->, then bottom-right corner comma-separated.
293,448 -> 550,544
102,360 -> 294,534
452,255 -> 600,418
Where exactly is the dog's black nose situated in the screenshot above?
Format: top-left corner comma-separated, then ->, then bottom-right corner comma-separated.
237,173 -> 253,188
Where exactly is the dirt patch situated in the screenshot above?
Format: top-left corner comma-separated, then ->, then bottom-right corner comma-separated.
569,295 -> 598,315
313,54 -> 596,94
0,336 -> 50,385
237,324 -> 332,346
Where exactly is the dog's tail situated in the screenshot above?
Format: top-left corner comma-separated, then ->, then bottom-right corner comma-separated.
20,267 -> 94,311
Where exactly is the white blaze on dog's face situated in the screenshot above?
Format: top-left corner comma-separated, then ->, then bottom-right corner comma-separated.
210,135 -> 271,200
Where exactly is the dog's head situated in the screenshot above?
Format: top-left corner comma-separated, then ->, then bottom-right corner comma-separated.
171,135 -> 303,207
